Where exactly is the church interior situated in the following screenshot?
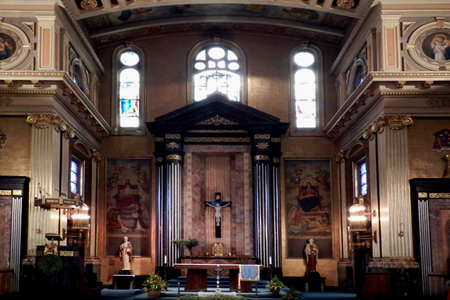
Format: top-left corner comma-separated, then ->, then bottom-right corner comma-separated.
1,0 -> 450,299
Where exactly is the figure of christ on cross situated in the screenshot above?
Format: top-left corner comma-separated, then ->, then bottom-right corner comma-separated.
206,192 -> 231,238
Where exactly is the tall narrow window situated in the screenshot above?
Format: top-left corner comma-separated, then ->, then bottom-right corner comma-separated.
189,40 -> 246,103
119,51 -> 140,128
294,52 -> 316,128
358,160 -> 367,196
70,158 -> 81,196
290,45 -> 323,136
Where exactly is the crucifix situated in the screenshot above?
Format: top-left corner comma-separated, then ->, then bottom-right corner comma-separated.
206,192 -> 231,238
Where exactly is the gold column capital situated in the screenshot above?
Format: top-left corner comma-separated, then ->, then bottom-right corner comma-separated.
26,113 -> 75,139
363,115 -> 413,140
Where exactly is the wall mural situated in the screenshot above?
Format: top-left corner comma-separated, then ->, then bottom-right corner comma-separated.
285,159 -> 332,259
408,26 -> 450,70
105,158 -> 151,257
0,32 -> 16,61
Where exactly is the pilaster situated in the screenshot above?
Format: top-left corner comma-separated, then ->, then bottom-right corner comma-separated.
379,15 -> 402,71
369,115 -> 414,259
36,15 -> 62,71
26,113 -> 74,255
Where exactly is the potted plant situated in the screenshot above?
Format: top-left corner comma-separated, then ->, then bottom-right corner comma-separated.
265,275 -> 286,294
172,238 -> 199,256
282,287 -> 300,300
142,273 -> 166,298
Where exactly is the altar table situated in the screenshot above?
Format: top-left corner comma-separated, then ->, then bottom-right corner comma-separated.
173,263 -> 262,292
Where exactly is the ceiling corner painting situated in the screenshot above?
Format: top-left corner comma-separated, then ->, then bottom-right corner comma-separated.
285,158 -> 332,259
105,158 -> 151,257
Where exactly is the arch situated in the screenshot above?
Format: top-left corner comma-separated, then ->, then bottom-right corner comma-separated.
111,43 -> 145,135
289,43 -> 324,136
187,37 -> 247,104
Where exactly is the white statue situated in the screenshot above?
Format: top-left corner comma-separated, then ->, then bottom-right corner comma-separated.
119,236 -> 133,270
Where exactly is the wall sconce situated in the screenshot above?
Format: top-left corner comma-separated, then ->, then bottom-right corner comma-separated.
69,203 -> 90,230
348,195 -> 376,232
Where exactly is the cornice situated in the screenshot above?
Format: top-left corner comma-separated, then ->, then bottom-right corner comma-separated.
0,71 -> 111,141
325,71 -> 450,141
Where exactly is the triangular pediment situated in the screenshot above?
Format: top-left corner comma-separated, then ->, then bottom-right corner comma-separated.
149,94 -> 282,126
146,94 -> 289,145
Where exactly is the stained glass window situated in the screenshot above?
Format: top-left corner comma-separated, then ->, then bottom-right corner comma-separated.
193,46 -> 241,101
119,51 -> 140,128
293,51 -> 317,129
70,160 -> 79,195
359,161 -> 367,196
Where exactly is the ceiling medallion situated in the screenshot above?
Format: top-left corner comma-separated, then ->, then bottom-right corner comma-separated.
80,0 -> 98,10
336,0 -> 355,9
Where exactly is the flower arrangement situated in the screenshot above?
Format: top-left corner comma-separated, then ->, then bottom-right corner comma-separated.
142,273 -> 166,291
265,275 -> 286,291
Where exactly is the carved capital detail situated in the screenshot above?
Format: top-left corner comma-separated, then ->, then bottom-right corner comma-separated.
363,115 -> 413,139
26,114 -> 76,139
334,150 -> 346,163
92,149 -> 103,163
384,115 -> 413,131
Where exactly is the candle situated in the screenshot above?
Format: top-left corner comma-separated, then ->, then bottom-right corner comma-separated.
269,256 -> 272,265
164,255 -> 167,264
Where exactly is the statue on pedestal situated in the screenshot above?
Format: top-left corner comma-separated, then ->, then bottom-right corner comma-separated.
119,236 -> 133,272
304,238 -> 319,276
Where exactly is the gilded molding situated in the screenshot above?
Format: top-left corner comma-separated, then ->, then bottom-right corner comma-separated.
334,150 -> 346,163
166,154 -> 182,161
271,137 -> 281,143
197,115 -> 238,126
165,134 -> 181,139
188,129 -> 247,133
336,0 -> 355,10
92,149 -> 103,162
26,114 -> 76,139
254,154 -> 270,161
166,142 -> 180,149
0,190 -> 12,195
256,142 -> 269,150
184,137 -> 251,143
255,134 -> 270,140
363,115 -> 413,140
80,0 -> 98,10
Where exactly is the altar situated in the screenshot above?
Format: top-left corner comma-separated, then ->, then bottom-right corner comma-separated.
173,263 -> 262,292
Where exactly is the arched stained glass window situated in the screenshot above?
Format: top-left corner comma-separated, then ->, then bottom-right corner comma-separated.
294,51 -> 316,129
190,41 -> 245,103
119,51 -> 140,128
290,46 -> 323,135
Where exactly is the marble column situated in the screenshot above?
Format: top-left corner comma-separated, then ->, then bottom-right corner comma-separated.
154,133 -> 184,267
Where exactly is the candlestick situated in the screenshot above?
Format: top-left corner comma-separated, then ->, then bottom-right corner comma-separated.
164,255 -> 167,264
269,256 -> 272,265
